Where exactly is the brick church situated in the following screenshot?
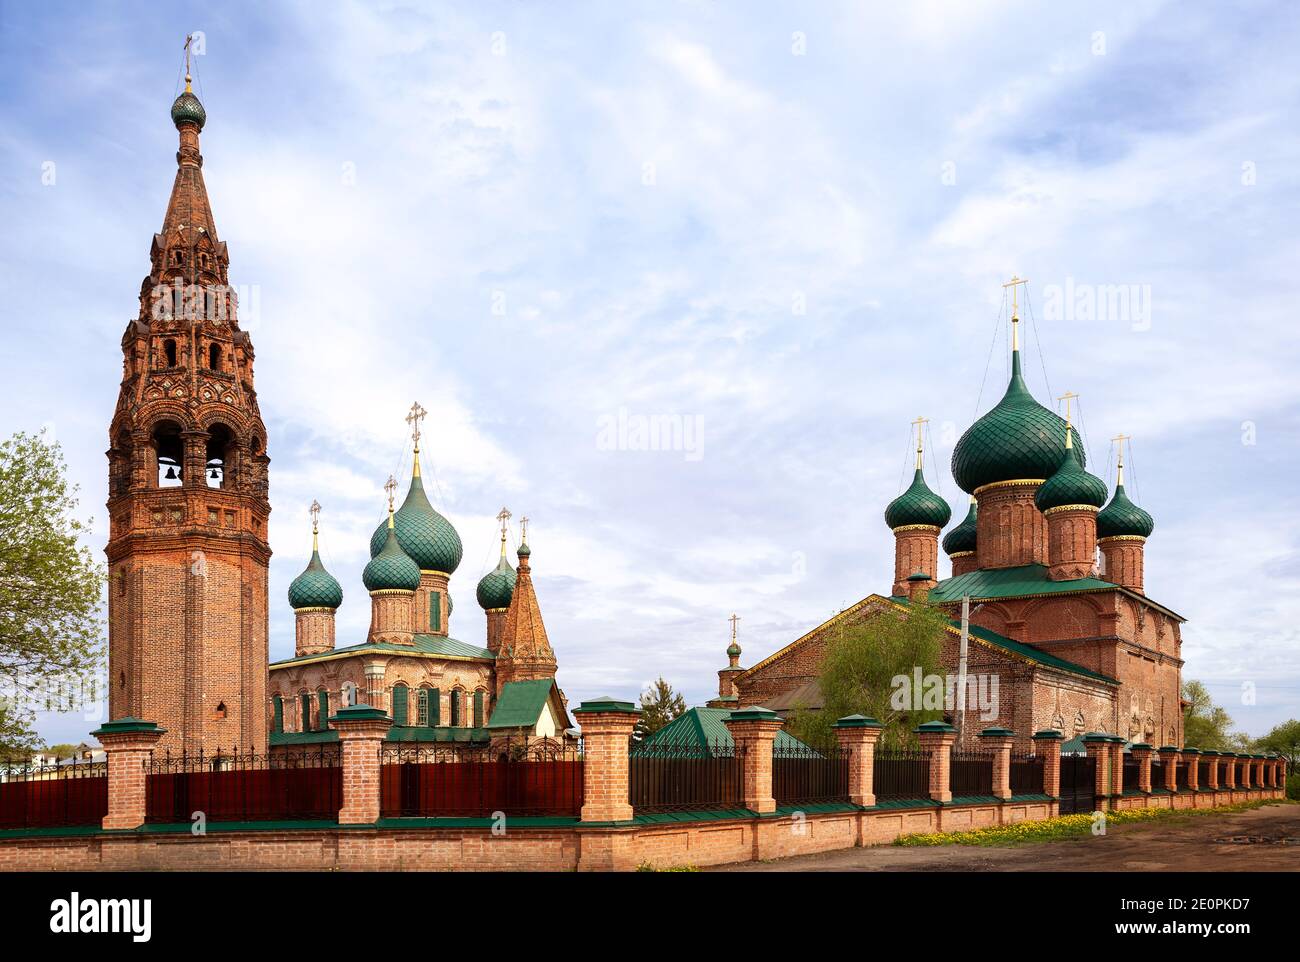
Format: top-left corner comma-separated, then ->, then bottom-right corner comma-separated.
105,71 -> 570,756
711,298 -> 1184,752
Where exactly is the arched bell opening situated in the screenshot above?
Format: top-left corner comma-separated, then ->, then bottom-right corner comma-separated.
205,423 -> 237,489
152,420 -> 184,487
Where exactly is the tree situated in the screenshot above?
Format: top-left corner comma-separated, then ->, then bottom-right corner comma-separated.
0,431 -> 104,757
1181,680 -> 1242,750
43,743 -> 80,760
1256,719 -> 1300,774
785,601 -> 948,751
636,677 -> 686,737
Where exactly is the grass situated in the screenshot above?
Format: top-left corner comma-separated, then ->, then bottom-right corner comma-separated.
894,799 -> 1285,848
636,861 -> 700,872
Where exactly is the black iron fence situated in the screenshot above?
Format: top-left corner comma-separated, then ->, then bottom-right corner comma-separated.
0,759 -> 108,830
772,743 -> 850,807
146,747 -> 341,823
1010,753 -> 1044,795
379,741 -> 583,818
1197,758 -> 1211,787
1175,759 -> 1190,790
949,748 -> 994,797
629,738 -> 744,814
872,747 -> 930,801
1122,755 -> 1142,792
1149,757 -> 1166,789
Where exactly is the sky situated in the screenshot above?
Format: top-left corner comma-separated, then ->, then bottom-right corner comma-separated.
2,0 -> 1298,746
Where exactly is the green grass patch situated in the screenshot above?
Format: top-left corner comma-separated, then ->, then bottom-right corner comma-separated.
894,799 -> 1282,848
636,861 -> 700,872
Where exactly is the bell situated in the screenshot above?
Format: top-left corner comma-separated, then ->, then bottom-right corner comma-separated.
164,466 -> 178,480
209,468 -> 219,479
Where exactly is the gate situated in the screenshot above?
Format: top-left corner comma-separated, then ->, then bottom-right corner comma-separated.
1058,755 -> 1097,815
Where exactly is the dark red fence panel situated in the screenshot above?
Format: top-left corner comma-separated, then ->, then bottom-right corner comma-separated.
145,748 -> 341,823
0,762 -> 108,829
629,739 -> 744,814
772,744 -> 849,807
1010,753 -> 1045,795
380,744 -> 583,818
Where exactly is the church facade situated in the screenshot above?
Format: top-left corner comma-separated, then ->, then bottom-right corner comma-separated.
712,306 -> 1183,752
105,75 -> 569,757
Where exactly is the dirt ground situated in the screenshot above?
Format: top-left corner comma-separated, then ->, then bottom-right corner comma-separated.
709,803 -> 1300,872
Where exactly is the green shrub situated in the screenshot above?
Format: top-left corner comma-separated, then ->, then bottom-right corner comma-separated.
1287,772 -> 1299,801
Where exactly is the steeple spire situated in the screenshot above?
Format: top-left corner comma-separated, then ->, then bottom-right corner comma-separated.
310,498 -> 321,551
1004,274 -> 1028,356
1112,433 -> 1131,486
406,401 -> 427,477
1059,392 -> 1079,451
911,416 -> 929,471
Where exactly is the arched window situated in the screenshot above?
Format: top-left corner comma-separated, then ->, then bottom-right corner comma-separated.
392,684 -> 409,726
152,420 -> 184,487
205,423 -> 235,489
343,682 -> 358,707
450,689 -> 462,727
300,692 -> 313,732
317,689 -> 329,729
416,688 -> 429,726
271,695 -> 283,734
473,690 -> 485,728
429,687 -> 441,727
208,342 -> 221,370
163,339 -> 178,367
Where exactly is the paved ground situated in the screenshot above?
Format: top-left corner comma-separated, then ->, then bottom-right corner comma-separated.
710,803 -> 1300,872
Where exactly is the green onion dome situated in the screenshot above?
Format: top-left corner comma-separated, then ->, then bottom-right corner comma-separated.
171,90 -> 207,130
1035,443 -> 1108,512
951,351 -> 1085,494
517,542 -> 531,559
363,522 -> 421,592
288,547 -> 343,610
1096,483 -> 1154,538
727,641 -> 742,658
942,498 -> 978,555
368,464 -> 463,574
885,468 -> 952,530
476,552 -> 517,611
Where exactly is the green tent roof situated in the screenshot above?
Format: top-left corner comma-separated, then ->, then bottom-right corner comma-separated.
270,633 -> 493,669
638,707 -> 813,753
486,678 -> 556,730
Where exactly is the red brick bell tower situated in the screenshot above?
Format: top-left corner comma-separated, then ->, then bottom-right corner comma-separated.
105,59 -> 270,754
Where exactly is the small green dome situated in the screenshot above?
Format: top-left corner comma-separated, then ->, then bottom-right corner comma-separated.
288,548 -> 343,610
1035,445 -> 1108,512
369,471 -> 463,574
363,524 -> 421,592
1097,483 -> 1154,538
517,542 -> 531,558
885,468 -> 952,530
952,352 -> 1085,493
171,91 -> 207,130
476,554 -> 517,611
942,499 -> 978,555
726,642 -> 742,658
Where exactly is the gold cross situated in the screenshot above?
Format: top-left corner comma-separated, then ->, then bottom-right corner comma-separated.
1058,391 -> 1079,426
309,499 -> 321,534
183,35 -> 195,92
384,474 -> 397,512
728,613 -> 740,642
406,401 -> 428,451
911,416 -> 929,468
1003,275 -> 1029,349
496,507 -> 511,545
519,516 -> 529,543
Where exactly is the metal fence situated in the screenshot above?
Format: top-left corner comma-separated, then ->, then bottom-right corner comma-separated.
1198,758 -> 1212,787
1149,757 -> 1166,789
949,748 -> 994,797
379,742 -> 583,818
0,759 -> 108,830
629,738 -> 744,814
1122,755 -> 1142,792
1175,759 -> 1190,790
1009,753 -> 1044,795
146,747 -> 341,823
772,743 -> 850,807
872,747 -> 930,801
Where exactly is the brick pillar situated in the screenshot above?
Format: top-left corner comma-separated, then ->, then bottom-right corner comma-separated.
1222,752 -> 1237,789
1130,743 -> 1153,793
1203,751 -> 1220,790
1182,748 -> 1200,791
1158,747 -> 1179,793
93,718 -> 166,830
979,727 -> 1014,799
1109,739 -> 1125,797
916,720 -> 957,803
1032,730 -> 1063,799
330,704 -> 391,825
724,707 -> 784,814
1083,734 -> 1113,809
1254,756 -> 1265,789
572,697 -> 640,823
833,714 -> 883,807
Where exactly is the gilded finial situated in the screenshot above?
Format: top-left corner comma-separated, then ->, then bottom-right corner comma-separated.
1058,392 -> 1079,448
1003,275 -> 1029,351
406,401 -> 428,477
183,34 -> 195,93
729,613 -> 740,643
1111,434 -> 1131,486
309,499 -> 322,550
910,416 -> 929,470
383,474 -> 397,526
496,506 -> 512,558
519,515 -> 529,545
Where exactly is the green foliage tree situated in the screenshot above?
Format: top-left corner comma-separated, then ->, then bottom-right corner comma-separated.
43,743 -> 80,760
1181,680 -> 1239,750
0,431 -> 104,757
636,677 -> 686,737
785,602 -> 948,751
1256,719 -> 1300,775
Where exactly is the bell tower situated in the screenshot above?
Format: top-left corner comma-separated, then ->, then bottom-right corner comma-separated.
105,48 -> 270,753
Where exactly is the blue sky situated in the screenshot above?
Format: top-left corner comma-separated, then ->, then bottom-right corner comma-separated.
2,1 -> 1298,745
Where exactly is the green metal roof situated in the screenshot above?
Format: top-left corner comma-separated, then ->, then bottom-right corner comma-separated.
943,499 -> 978,555
476,553 -> 517,610
363,523 -> 421,591
926,562 -> 1184,622
638,707 -> 812,753
270,633 -> 493,669
1034,444 -> 1107,512
1097,482 -> 1155,538
486,678 -> 555,730
369,470 -> 463,574
288,548 -> 343,609
884,467 -> 952,530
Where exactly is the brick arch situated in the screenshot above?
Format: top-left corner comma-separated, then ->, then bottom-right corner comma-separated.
1019,594 -> 1105,643
970,601 -> 1014,636
138,402 -> 198,434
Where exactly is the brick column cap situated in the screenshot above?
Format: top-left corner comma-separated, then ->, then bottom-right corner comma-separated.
1083,732 -> 1122,743
329,704 -> 390,724
833,714 -> 882,729
573,696 -> 639,715
727,706 -> 780,722
978,727 -> 1015,738
1032,729 -> 1064,741
92,717 -> 166,738
1129,742 -> 1153,751
915,720 -> 956,734
1157,745 -> 1180,755
1180,747 -> 1202,756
